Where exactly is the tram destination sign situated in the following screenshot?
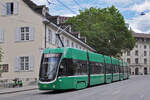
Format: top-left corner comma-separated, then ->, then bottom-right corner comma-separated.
44,53 -> 61,58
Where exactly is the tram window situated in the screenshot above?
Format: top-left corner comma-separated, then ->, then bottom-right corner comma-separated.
106,64 -> 111,74
116,65 -> 119,73
122,67 -> 124,73
121,66 -> 124,73
73,60 -> 88,75
119,66 -> 123,73
90,62 -> 104,74
112,65 -> 115,73
58,59 -> 74,76
58,59 -> 67,76
65,59 -> 74,76
113,65 -> 119,73
59,59 -> 88,77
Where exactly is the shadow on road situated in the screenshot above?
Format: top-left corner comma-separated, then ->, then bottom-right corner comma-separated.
38,89 -> 76,95
37,78 -> 132,95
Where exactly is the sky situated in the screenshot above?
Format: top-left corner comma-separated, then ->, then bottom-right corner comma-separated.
31,0 -> 150,34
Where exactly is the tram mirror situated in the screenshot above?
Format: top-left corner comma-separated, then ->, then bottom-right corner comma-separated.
60,65 -> 64,69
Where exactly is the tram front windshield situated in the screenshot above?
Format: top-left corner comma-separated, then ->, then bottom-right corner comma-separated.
39,54 -> 61,82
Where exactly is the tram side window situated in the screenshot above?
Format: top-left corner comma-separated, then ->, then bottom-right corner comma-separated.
58,59 -> 74,76
112,65 -> 115,73
59,59 -> 88,76
90,62 -> 104,74
73,60 -> 88,75
124,67 -> 127,73
125,67 -> 127,73
106,64 -> 112,74
119,66 -> 123,73
122,66 -> 124,73
115,65 -> 119,73
112,65 -> 119,73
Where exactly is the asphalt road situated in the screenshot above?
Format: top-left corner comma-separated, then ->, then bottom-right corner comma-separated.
1,75 -> 150,100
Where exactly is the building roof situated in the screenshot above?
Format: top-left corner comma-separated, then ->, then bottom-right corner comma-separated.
23,0 -> 45,15
22,0 -> 95,52
132,31 -> 150,39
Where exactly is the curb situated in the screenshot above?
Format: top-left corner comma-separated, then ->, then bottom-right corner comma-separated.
0,88 -> 38,95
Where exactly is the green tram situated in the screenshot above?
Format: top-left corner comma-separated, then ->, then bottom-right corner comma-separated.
38,48 -> 129,90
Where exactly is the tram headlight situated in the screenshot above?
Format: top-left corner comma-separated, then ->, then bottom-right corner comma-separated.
53,85 -> 56,88
59,80 -> 62,82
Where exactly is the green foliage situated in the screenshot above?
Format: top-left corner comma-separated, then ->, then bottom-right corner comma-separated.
65,6 -> 135,57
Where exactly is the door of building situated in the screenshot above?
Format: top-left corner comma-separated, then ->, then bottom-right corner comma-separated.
135,68 -> 139,75
144,67 -> 147,75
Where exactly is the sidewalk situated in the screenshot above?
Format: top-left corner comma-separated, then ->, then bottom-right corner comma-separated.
0,85 -> 38,95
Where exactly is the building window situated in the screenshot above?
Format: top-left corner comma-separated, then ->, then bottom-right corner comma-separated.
144,58 -> 147,65
47,29 -> 52,43
67,39 -> 70,47
6,2 -> 14,15
61,36 -> 64,45
127,51 -> 130,56
76,44 -> 78,48
21,27 -> 29,41
79,46 -> 81,49
0,64 -> 9,72
55,35 -> 59,46
72,42 -> 74,48
20,57 -> 29,71
144,45 -> 147,49
1,1 -> 18,16
127,58 -> 130,64
0,28 -> 4,43
1,2 -> 18,16
135,58 -> 138,64
135,50 -> 138,56
135,45 -> 138,48
14,56 -> 34,72
144,51 -> 147,56
15,27 -> 34,42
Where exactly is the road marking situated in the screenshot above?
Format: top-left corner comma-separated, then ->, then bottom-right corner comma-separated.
112,90 -> 120,95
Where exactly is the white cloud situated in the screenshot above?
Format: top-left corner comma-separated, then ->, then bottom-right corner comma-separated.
31,0 -> 46,5
101,0 -> 131,4
126,12 -> 150,33
100,0 -> 136,7
131,1 -> 150,12
61,14 -> 76,17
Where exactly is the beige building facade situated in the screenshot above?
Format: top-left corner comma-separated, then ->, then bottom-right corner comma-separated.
0,0 -> 95,82
122,32 -> 150,75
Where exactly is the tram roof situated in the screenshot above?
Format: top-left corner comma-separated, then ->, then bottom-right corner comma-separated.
88,51 -> 104,63
43,47 -> 87,60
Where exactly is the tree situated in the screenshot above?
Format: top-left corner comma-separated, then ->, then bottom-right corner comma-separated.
65,6 -> 135,57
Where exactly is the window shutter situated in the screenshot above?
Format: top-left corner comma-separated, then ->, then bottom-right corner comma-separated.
52,32 -> 55,45
14,56 -> 20,72
29,56 -> 34,71
46,29 -> 49,42
13,1 -> 18,14
29,27 -> 34,40
1,3 -> 6,16
15,27 -> 21,41
63,37 -> 66,46
50,32 -> 53,43
0,29 -> 4,43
